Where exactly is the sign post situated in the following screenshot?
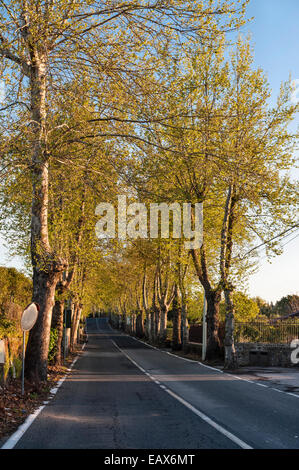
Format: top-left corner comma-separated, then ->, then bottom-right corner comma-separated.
20,303 -> 39,395
21,330 -> 25,395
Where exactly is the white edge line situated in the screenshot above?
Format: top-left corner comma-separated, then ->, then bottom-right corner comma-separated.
109,324 -> 299,399
1,404 -> 47,450
165,388 -> 253,450
1,342 -> 86,450
110,338 -> 253,450
109,322 -> 225,374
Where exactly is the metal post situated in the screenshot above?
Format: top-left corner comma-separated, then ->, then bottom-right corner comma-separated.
202,296 -> 207,361
21,331 -> 26,395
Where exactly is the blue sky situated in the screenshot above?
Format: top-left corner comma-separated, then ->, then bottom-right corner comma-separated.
243,0 -> 299,302
0,0 -> 298,303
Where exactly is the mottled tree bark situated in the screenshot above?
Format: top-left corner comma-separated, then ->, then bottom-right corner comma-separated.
51,299 -> 64,366
70,302 -> 79,352
191,248 -> 222,359
159,305 -> 169,343
136,311 -> 144,337
25,265 -> 64,382
22,37 -> 66,382
71,302 -> 82,350
181,304 -> 189,349
220,186 -> 238,369
205,290 -> 222,360
142,272 -> 151,340
172,286 -> 182,351
224,289 -> 238,369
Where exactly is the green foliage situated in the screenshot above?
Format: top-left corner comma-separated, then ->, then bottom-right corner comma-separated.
0,314 -> 16,338
0,312 -> 23,381
220,292 -> 259,322
255,294 -> 299,318
0,267 -> 30,381
13,356 -> 22,378
0,0 -> 297,371
235,319 -> 299,344
48,328 -> 59,363
0,267 -> 32,312
186,294 -> 204,324
275,295 -> 299,316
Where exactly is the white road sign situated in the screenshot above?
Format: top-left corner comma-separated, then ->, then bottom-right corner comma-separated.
21,303 -> 39,331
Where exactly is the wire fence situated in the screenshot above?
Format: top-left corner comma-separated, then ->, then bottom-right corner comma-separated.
234,321 -> 299,344
189,321 -> 299,345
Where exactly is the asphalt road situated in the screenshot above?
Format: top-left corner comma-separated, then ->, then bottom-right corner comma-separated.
7,318 -> 299,449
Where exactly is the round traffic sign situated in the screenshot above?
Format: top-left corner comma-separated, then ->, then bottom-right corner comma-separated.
21,303 -> 39,331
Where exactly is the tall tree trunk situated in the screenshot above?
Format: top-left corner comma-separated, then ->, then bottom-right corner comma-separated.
136,311 -> 144,338
205,290 -> 222,360
150,304 -> 161,343
142,269 -> 151,340
73,305 -> 82,345
154,306 -> 161,341
70,302 -> 79,352
71,303 -> 82,350
131,314 -> 136,335
51,299 -> 64,366
177,259 -> 189,350
159,305 -> 168,344
220,185 -> 237,368
25,267 -> 63,382
121,311 -> 126,331
146,311 -> 151,340
181,304 -> 189,349
24,55 -> 66,382
172,286 -> 182,351
224,289 -> 238,369
150,306 -> 156,343
190,248 -> 222,360
150,272 -> 160,344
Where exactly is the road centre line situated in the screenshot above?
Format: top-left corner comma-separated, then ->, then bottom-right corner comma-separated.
109,336 -> 253,450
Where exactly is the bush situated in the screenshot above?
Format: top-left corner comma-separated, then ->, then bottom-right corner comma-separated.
48,328 -> 58,363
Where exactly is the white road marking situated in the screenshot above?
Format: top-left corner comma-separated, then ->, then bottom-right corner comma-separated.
109,323 -> 299,400
1,404 -> 47,450
165,388 -> 253,450
110,338 -> 253,450
229,375 -> 255,384
1,342 -> 86,450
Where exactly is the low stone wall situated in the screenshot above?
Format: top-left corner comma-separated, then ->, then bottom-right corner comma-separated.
236,342 -> 298,367
183,341 -> 202,356
180,341 -> 298,368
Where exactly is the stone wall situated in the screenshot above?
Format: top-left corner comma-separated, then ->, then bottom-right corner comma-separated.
183,341 -> 202,355
236,342 -> 298,367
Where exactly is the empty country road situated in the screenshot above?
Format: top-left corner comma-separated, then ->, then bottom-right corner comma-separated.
4,318 -> 299,449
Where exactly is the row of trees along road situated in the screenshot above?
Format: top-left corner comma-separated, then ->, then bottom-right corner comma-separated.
0,0 -> 297,380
